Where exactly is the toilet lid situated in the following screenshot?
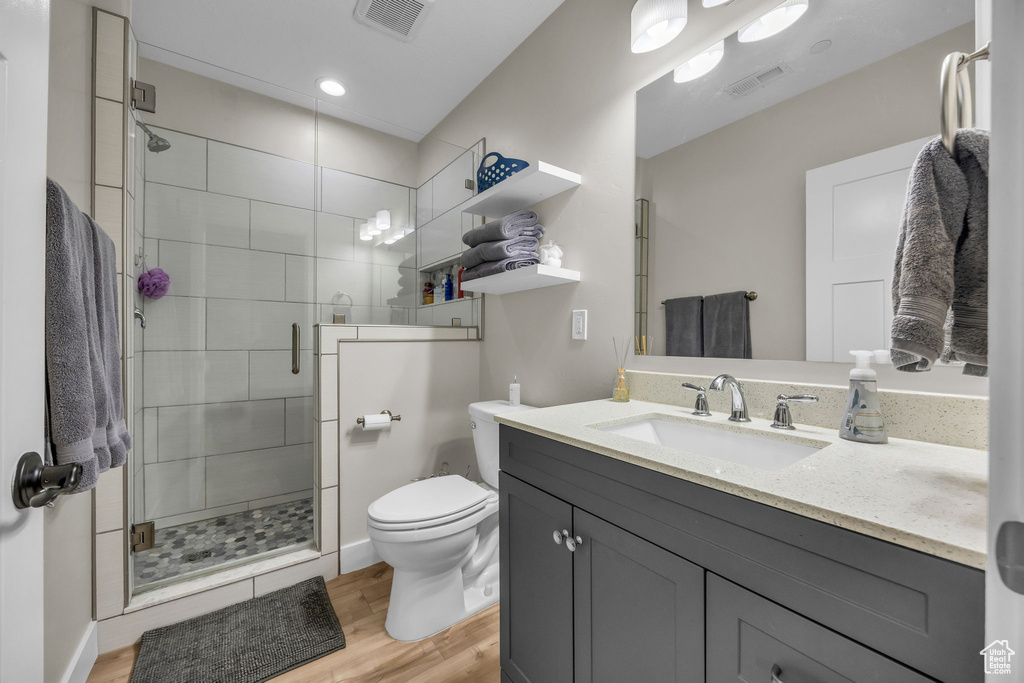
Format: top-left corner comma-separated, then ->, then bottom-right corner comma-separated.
367,475 -> 491,525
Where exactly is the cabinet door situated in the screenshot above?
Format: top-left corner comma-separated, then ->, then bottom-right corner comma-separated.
706,574 -> 934,683
573,510 -> 705,683
500,473 -> 574,683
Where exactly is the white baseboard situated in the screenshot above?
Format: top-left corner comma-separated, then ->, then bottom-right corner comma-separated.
61,621 -> 97,683
339,538 -> 381,574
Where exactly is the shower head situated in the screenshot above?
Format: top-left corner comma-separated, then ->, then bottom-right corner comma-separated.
138,121 -> 171,153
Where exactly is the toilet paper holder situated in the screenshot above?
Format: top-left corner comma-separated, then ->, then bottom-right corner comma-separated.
357,409 -> 402,426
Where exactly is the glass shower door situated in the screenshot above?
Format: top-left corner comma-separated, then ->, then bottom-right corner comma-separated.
130,95 -> 318,592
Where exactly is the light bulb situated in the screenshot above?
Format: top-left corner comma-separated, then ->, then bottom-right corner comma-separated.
630,0 -> 688,54
737,0 -> 808,43
674,40 -> 725,83
376,209 -> 391,232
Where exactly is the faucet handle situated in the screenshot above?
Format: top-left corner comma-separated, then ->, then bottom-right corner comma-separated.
681,383 -> 711,417
772,394 -> 819,430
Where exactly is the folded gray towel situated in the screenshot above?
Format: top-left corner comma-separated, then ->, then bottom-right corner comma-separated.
461,255 -> 540,281
703,291 -> 751,359
891,129 -> 988,376
92,220 -> 131,467
461,236 -> 540,270
45,180 -> 108,490
664,296 -> 703,357
462,210 -> 541,247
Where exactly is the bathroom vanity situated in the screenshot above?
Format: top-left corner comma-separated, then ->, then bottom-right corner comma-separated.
496,401 -> 986,683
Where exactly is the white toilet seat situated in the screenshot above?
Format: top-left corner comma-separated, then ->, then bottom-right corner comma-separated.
367,498 -> 498,544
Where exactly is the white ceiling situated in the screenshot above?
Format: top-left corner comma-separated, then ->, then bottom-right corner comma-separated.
131,0 -> 564,141
636,0 -> 974,159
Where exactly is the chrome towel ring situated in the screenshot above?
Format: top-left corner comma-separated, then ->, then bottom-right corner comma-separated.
940,41 -> 990,156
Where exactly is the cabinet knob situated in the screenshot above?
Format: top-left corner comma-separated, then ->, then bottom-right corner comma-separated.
771,664 -> 785,683
565,535 -> 583,552
553,529 -> 565,545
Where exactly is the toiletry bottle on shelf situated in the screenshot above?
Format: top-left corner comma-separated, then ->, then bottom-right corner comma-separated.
839,350 -> 887,444
434,279 -> 444,303
509,376 -> 520,406
457,267 -> 466,299
444,273 -> 454,301
423,282 -> 434,306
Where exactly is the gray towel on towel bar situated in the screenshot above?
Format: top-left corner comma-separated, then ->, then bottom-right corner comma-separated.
462,211 -> 542,247
45,180 -> 129,491
664,297 -> 703,357
890,129 -> 989,376
703,291 -> 752,359
461,255 -> 540,282
461,236 -> 540,270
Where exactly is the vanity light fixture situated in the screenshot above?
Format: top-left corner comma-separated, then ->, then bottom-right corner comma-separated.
674,40 -> 725,83
630,0 -> 688,54
367,217 -> 382,236
737,0 -> 808,43
316,78 -> 346,97
376,209 -> 392,232
359,222 -> 373,241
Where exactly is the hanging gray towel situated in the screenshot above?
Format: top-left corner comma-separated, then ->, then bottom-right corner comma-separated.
890,129 -> 988,376
665,296 -> 703,357
44,180 -> 129,491
92,219 -> 131,466
703,291 -> 751,359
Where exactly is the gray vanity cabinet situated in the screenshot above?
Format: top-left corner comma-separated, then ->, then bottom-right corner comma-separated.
500,474 -> 706,683
706,575 -> 934,683
499,425 -> 984,683
572,509 -> 705,682
500,473 -> 574,683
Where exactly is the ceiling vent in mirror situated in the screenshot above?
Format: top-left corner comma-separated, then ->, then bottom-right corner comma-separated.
724,61 -> 793,98
354,0 -> 435,41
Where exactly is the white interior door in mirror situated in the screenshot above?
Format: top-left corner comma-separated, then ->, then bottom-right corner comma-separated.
806,137 -> 931,362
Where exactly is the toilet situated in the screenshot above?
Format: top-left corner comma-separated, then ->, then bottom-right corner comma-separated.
366,400 -> 533,641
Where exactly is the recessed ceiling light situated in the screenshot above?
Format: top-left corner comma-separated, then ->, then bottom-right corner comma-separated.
631,0 -> 688,54
316,78 -> 346,97
674,40 -> 725,83
737,0 -> 808,43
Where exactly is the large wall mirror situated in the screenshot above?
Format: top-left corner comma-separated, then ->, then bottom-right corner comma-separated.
635,0 -> 974,361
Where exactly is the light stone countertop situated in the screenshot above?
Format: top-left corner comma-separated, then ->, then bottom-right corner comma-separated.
496,399 -> 987,569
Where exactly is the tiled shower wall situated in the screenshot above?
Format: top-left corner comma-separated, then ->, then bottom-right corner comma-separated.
137,126 -> 417,529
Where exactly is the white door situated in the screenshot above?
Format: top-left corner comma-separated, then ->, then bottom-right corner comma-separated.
805,138 -> 931,362
0,1 -> 51,682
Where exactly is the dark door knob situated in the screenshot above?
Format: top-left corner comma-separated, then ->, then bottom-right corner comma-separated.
11,451 -> 82,509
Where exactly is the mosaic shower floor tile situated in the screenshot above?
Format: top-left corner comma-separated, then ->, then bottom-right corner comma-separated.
133,497 -> 315,589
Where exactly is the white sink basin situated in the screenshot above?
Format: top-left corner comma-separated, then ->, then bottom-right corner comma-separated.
596,417 -> 823,471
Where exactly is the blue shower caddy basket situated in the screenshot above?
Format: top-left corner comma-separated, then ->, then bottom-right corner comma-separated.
476,152 -> 530,192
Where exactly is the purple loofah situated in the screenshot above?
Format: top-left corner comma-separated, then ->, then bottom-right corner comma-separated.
138,267 -> 170,300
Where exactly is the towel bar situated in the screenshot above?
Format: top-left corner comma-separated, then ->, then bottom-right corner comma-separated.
940,42 -> 990,155
661,291 -> 756,305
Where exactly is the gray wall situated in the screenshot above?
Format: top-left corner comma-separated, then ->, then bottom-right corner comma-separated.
642,24 -> 973,361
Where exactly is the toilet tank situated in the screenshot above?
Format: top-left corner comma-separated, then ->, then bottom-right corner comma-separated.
469,400 -> 534,488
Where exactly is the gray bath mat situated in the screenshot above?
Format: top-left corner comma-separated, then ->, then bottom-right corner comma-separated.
130,576 -> 345,683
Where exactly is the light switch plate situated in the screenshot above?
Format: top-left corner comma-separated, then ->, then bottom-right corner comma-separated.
572,310 -> 587,340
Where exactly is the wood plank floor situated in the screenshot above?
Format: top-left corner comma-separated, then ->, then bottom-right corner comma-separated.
86,563 -> 500,683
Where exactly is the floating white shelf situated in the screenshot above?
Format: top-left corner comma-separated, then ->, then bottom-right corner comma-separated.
460,161 -> 581,218
460,264 -> 580,295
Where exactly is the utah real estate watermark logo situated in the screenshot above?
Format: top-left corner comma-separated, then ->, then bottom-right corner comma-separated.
981,640 -> 1015,675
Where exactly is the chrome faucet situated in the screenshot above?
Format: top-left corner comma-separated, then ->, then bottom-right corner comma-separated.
709,374 -> 750,422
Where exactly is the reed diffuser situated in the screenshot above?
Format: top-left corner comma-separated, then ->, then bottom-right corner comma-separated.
611,337 -> 630,402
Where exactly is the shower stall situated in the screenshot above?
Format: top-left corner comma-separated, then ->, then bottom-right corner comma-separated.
125,60 -> 482,593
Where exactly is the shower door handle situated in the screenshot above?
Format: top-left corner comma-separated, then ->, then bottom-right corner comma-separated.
291,323 -> 300,375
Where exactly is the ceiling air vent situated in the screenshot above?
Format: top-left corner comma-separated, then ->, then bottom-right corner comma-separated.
354,0 -> 435,41
724,62 -> 793,98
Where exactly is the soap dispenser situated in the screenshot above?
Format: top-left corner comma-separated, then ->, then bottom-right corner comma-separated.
839,350 -> 888,444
